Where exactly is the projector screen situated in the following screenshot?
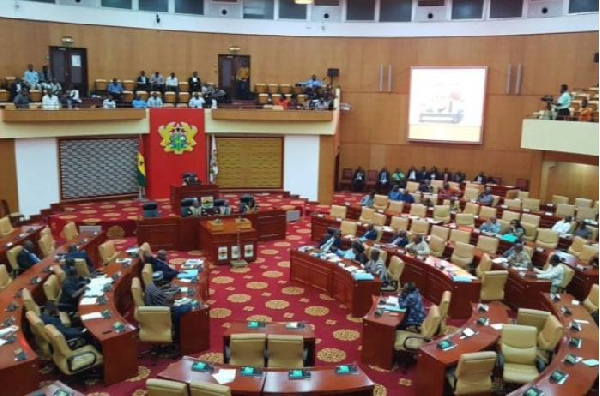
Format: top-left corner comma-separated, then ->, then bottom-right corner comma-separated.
408,67 -> 487,144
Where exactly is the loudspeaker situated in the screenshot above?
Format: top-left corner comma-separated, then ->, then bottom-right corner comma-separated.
595,52 -> 599,63
327,68 -> 339,78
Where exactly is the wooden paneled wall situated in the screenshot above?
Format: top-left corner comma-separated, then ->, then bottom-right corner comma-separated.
0,139 -> 18,212
0,18 -> 597,201
539,152 -> 599,203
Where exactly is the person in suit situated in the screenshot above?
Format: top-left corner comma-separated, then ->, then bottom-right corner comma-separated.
452,171 -> 465,183
418,179 -> 432,193
188,71 -> 202,93
406,166 -> 418,181
477,187 -> 494,205
361,192 -> 375,207
144,250 -> 179,282
390,231 -> 409,248
17,240 -> 41,271
377,167 -> 390,193
428,166 -> 439,180
416,167 -> 428,181
136,70 -> 150,91
359,224 -> 378,242
59,268 -> 87,312
575,222 -> 591,239
240,197 -> 259,214
41,301 -> 86,340
473,171 -> 487,184
65,245 -> 94,273
352,167 -> 365,192
441,167 -> 452,182
320,230 -> 341,253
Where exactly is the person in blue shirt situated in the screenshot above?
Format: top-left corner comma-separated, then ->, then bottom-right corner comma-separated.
23,64 -> 41,90
388,185 -> 402,201
418,179 -> 432,193
320,230 -> 341,253
302,75 -> 322,90
359,224 -> 378,242
338,241 -> 363,261
65,245 -> 94,274
361,192 -> 375,207
17,240 -> 41,271
390,231 -> 409,248
144,250 -> 179,282
398,282 -> 426,330
132,95 -> 147,108
479,217 -> 500,235
477,187 -> 494,205
555,84 -> 571,120
400,189 -> 415,204
107,78 -> 124,101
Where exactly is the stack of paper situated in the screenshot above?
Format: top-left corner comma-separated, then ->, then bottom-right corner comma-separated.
81,312 -> 104,321
177,270 -> 199,280
212,368 -> 237,385
385,296 -> 399,305
0,325 -> 18,337
84,276 -> 113,297
79,297 -> 98,306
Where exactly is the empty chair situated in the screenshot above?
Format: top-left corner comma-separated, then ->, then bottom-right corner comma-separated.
137,306 -> 174,362
537,315 -> 563,363
406,181 -> 419,193
551,195 -> 569,205
446,351 -> 497,396
580,244 -> 599,263
131,277 -> 145,320
521,222 -> 538,242
409,192 -> 422,204
518,191 -> 529,199
390,216 -> 409,232
373,195 -> 388,211
229,333 -> 266,367
43,274 -> 62,302
430,225 -> 450,241
267,334 -> 304,368
53,265 -> 67,284
38,232 -> 55,258
583,284 -> 599,314
340,221 -> 358,237
500,325 -> 539,385
478,206 -> 497,221
0,264 -> 11,290
535,228 -> 559,249
429,235 -> 446,258
142,263 -> 153,287
371,213 -> 387,226
386,256 -> 405,293
504,199 -> 522,211
63,222 -> 79,241
464,187 -> 479,200
359,207 -> 375,223
409,204 -> 427,218
462,203 -> 479,216
190,382 -> 231,396
410,220 -> 430,236
521,213 -> 540,227
387,201 -> 404,215
44,324 -> 104,376
516,308 -> 550,332
479,270 -> 509,301
567,236 -> 587,257
555,204 -> 575,218
0,216 -> 15,235
433,205 -> 451,224
450,229 -> 471,245
522,198 -> 540,212
455,213 -> 475,227
502,210 -> 520,222
438,291 -> 452,334
476,235 -> 498,254
99,240 -> 119,265
146,379 -> 189,396
497,219 -> 511,234
450,242 -> 475,270
574,197 -> 593,208
556,264 -> 575,293
329,205 -> 347,219
475,253 -> 493,279
576,207 -> 598,222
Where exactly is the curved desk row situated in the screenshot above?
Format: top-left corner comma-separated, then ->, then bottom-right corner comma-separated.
0,224 -> 44,263
0,232 -> 106,396
158,355 -> 375,396
289,249 -> 381,318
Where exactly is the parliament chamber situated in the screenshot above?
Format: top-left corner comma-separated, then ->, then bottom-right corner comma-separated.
0,1 -> 598,395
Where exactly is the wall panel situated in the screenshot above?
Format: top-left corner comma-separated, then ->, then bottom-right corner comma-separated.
0,139 -> 18,213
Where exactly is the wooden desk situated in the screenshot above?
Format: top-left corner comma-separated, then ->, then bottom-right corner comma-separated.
491,262 -> 551,310
361,296 -> 404,370
289,249 -> 381,318
509,294 -> 599,396
169,184 -> 220,216
0,232 -> 105,396
26,380 -> 84,396
158,356 -> 375,396
0,224 -> 44,263
415,302 -> 510,396
199,219 -> 258,265
1,108 -> 146,122
310,214 -> 396,245
223,322 -> 316,367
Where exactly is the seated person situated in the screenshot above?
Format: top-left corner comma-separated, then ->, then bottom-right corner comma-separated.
352,167 -> 365,192
479,217 -> 500,235
441,168 -> 452,182
437,183 -> 458,200
574,222 -> 591,239
447,197 -> 461,212
132,95 -> 147,108
399,189 -> 415,204
188,71 -> 202,93
17,240 -> 41,271
405,235 -> 430,256
390,231 -> 409,248
552,215 -> 573,235
320,230 -> 341,253
338,241 -> 363,261
136,70 -> 149,91
144,250 -> 179,282
240,197 -> 259,214
453,171 -> 465,183
428,166 -> 439,180
145,271 -> 192,340
103,95 -> 116,109
186,200 -> 203,217
391,168 -> 405,186
378,168 -> 390,191
41,301 -> 86,340
417,167 -> 428,181
107,78 -> 123,101
418,179 -> 432,193
388,185 -> 402,201
65,245 -> 94,273
146,92 -> 163,108
23,64 -> 41,90
473,171 -> 487,184
59,268 -> 87,312
216,202 -> 232,216
505,219 -> 525,240
503,242 -> 532,269
364,249 -> 388,281
406,166 -> 418,181
579,99 -> 593,122
397,282 -> 426,330
477,187 -> 494,205
359,224 -> 378,242
165,72 -> 179,92
361,192 -> 375,207
534,254 -> 564,294
188,92 -> 205,108
182,174 -> 200,186
42,90 -> 60,110
150,72 -> 165,92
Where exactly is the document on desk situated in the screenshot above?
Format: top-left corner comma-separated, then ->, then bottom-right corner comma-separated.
81,312 -> 104,321
212,368 -> 237,384
0,325 -> 18,338
79,297 -> 98,306
583,359 -> 599,367
177,270 -> 199,280
385,296 -> 399,305
84,276 -> 113,297
490,324 -> 503,330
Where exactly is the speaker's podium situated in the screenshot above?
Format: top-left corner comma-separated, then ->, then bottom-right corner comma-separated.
198,217 -> 258,266
170,184 -> 220,216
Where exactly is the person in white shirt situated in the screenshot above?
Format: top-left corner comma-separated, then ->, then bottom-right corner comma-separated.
42,91 -> 60,110
102,95 -> 116,109
147,92 -> 163,108
165,72 -> 179,93
42,79 -> 62,95
552,216 -> 573,235
405,235 -> 430,256
211,97 -> 218,109
188,92 -> 205,109
535,255 -> 564,293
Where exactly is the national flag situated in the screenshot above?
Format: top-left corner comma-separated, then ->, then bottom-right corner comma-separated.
138,136 -> 146,187
209,134 -> 219,183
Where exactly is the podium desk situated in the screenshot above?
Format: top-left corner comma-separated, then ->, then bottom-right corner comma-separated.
290,249 -> 381,318
0,223 -> 44,263
169,184 -> 220,216
415,302 -> 509,396
224,322 -> 316,367
361,296 -> 404,370
199,219 -> 258,265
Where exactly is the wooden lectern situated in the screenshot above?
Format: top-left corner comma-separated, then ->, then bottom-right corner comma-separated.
169,184 -> 219,216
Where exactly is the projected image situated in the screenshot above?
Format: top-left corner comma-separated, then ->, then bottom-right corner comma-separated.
408,67 -> 487,144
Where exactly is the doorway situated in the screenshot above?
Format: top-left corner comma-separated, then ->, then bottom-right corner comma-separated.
49,47 -> 88,96
218,55 -> 251,100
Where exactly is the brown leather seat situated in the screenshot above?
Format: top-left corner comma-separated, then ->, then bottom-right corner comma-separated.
387,201 -> 404,216
371,213 -> 387,226
394,305 -> 441,353
455,213 -> 475,227
429,235 -> 446,258
568,236 -> 587,257
430,225 -> 449,241
6,245 -> 23,275
266,334 -> 304,368
0,216 -> 14,236
500,324 -> 539,385
390,216 -> 409,232
447,351 -> 497,395
475,253 -> 493,279
449,229 -> 471,245
138,306 -> 173,344
229,333 -> 266,367
38,232 -> 55,258
478,206 -> 497,220
340,221 -> 357,237
410,219 -> 430,236
438,291 -> 452,334
409,204 -> 427,218
476,235 -> 498,254
44,324 -> 103,375
535,228 -> 559,249
26,311 -> 52,357
43,274 -> 62,302
142,263 -> 154,287
131,277 -> 145,320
